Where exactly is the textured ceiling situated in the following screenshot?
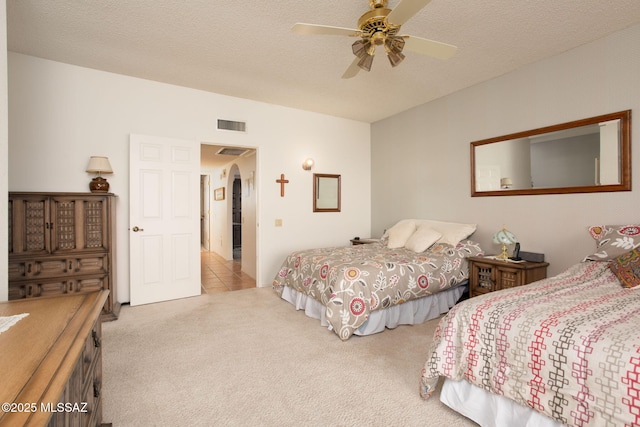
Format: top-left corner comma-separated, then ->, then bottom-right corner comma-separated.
7,1 -> 640,123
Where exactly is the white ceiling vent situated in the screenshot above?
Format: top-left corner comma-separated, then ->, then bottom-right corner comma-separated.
217,119 -> 246,132
216,147 -> 249,156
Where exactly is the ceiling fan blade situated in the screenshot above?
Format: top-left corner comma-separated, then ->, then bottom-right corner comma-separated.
402,35 -> 457,60
387,0 -> 432,25
342,57 -> 361,79
292,23 -> 360,37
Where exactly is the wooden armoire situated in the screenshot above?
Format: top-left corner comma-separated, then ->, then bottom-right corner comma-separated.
8,192 -> 120,321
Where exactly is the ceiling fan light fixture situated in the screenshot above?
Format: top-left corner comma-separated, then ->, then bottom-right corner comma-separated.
366,42 -> 376,56
352,39 -> 373,58
292,0 -> 457,78
384,36 -> 406,67
352,39 -> 364,57
387,49 -> 405,67
357,53 -> 374,72
384,36 -> 405,53
353,38 -> 375,71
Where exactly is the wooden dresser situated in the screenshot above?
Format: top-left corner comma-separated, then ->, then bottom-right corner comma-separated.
8,192 -> 119,321
0,291 -> 109,426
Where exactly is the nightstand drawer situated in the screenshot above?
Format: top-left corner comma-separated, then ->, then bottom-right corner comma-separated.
468,256 -> 549,298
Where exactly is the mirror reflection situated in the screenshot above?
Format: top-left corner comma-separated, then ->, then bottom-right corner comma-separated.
313,173 -> 341,212
471,110 -> 631,196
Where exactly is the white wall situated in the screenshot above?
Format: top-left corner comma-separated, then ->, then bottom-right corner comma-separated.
0,0 -> 8,301
7,53 -> 371,301
371,23 -> 640,277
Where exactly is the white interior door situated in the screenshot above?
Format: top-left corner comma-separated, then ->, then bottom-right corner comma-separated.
129,134 -> 201,306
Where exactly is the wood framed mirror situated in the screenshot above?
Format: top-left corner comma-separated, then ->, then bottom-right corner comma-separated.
313,173 -> 341,212
471,110 -> 631,196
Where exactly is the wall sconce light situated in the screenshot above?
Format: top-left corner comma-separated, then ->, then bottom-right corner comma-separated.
302,158 -> 314,171
500,178 -> 513,189
86,156 -> 113,193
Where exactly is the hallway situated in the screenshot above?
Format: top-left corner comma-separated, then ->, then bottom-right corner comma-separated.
201,250 -> 256,294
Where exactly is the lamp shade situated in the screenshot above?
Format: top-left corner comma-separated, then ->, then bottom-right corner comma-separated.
86,156 -> 113,175
493,227 -> 517,245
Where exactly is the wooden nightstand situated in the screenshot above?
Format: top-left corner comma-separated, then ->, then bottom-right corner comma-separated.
350,238 -> 379,245
468,256 -> 549,298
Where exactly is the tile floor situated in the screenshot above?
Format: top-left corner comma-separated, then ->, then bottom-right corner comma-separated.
200,249 -> 256,294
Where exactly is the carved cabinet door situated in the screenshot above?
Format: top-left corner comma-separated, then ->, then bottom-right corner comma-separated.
9,194 -> 109,255
8,193 -> 51,255
49,195 -> 109,253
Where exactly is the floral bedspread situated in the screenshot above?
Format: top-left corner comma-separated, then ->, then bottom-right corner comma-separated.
421,261 -> 640,427
272,240 -> 482,340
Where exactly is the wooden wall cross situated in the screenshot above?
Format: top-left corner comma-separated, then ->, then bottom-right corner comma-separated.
276,174 -> 289,197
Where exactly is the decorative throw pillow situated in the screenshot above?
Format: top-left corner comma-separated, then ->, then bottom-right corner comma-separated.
428,221 -> 477,246
609,248 -> 640,289
404,227 -> 442,253
583,225 -> 640,261
409,219 -> 477,246
386,220 -> 417,249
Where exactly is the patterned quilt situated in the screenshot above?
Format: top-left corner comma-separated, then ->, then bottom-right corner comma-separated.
273,240 -> 483,340
421,261 -> 640,427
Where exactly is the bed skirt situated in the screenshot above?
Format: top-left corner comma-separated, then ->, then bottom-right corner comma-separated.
440,379 -> 563,427
279,284 -> 466,336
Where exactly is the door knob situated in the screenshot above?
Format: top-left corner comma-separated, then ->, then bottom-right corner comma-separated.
132,226 -> 144,232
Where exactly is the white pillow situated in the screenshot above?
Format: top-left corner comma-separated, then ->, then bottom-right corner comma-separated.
416,220 -> 477,246
387,220 -> 416,248
404,227 -> 442,253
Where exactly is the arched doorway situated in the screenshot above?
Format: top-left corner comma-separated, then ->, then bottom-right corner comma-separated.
232,172 -> 242,260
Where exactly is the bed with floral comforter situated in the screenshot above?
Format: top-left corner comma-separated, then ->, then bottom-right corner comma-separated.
420,260 -> 640,426
273,239 -> 483,340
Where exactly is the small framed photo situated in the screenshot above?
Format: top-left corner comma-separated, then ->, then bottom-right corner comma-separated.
214,187 -> 225,201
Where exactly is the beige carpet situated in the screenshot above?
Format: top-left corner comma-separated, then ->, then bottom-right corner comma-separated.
102,288 -> 477,426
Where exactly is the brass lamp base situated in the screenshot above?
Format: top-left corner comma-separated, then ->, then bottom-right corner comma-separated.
89,177 -> 110,193
495,243 -> 510,260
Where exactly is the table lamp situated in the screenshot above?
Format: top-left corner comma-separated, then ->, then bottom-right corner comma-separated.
86,156 -> 113,193
500,178 -> 513,189
493,225 -> 518,260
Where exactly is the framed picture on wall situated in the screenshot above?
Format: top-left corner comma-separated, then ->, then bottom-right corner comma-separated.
214,187 -> 225,201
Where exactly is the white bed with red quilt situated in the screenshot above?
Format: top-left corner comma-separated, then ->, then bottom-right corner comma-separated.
420,224 -> 640,427
273,219 -> 481,340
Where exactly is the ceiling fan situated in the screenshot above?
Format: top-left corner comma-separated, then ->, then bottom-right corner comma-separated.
292,0 -> 457,79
